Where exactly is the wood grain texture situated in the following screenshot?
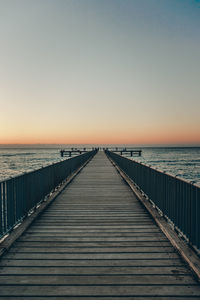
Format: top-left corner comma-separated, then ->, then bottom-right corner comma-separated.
0,151 -> 199,299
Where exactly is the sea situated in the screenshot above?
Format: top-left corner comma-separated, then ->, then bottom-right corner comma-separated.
0,145 -> 199,187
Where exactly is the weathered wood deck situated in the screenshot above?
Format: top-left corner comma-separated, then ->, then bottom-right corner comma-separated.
0,151 -> 200,299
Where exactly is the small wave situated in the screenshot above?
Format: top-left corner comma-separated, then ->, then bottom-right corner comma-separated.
144,160 -> 176,164
1,153 -> 35,157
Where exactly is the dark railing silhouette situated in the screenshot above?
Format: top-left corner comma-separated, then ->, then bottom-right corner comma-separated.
104,147 -> 142,156
105,150 -> 200,251
0,150 -> 97,239
60,148 -> 99,157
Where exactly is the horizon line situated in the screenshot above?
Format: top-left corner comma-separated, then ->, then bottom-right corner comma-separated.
0,143 -> 200,147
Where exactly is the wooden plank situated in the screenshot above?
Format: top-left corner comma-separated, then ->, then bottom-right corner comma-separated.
0,274 -> 196,285
0,295 -> 199,300
19,233 -> 166,238
7,241 -> 173,247
9,246 -> 175,253
17,236 -> 169,242
0,285 -> 200,297
0,266 -> 189,275
3,252 -> 179,259
0,258 -> 183,267
29,225 -> 158,229
27,228 -> 160,233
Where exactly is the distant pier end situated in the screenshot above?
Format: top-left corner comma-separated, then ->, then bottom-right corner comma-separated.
60,147 -> 99,157
106,147 -> 142,156
60,147 -> 141,157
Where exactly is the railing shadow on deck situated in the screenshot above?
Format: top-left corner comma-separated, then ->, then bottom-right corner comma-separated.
105,150 -> 200,253
0,149 -> 97,239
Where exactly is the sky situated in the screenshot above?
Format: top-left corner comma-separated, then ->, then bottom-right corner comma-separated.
0,0 -> 200,145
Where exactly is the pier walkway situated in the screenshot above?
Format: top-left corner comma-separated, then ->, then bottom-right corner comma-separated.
0,151 -> 200,299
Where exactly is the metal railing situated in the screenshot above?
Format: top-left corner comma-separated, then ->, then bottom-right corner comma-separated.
105,150 -> 200,251
0,150 -> 97,238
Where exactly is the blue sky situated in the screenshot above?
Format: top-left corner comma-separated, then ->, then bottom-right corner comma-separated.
0,0 -> 199,144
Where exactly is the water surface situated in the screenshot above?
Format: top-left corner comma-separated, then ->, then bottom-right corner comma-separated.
0,146 -> 199,186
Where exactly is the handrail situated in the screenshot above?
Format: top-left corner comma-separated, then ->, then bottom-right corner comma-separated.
0,150 -> 97,238
105,150 -> 200,251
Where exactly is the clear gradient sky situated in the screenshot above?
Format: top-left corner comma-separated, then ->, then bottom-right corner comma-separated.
0,0 -> 200,145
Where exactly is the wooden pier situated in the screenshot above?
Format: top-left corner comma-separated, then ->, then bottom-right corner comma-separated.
0,151 -> 200,299
60,148 -> 98,157
106,147 -> 142,156
60,148 -> 142,157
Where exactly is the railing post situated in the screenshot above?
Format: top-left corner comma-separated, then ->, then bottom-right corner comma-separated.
0,150 -> 97,240
105,149 -> 200,252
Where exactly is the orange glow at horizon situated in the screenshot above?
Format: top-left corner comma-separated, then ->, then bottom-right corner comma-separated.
1,126 -> 199,145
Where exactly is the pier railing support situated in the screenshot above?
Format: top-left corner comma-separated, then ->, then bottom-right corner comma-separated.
0,150 -> 97,239
105,149 -> 200,252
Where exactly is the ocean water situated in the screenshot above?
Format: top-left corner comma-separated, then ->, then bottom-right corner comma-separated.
0,147 -> 65,181
129,147 -> 200,186
0,146 -> 199,186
